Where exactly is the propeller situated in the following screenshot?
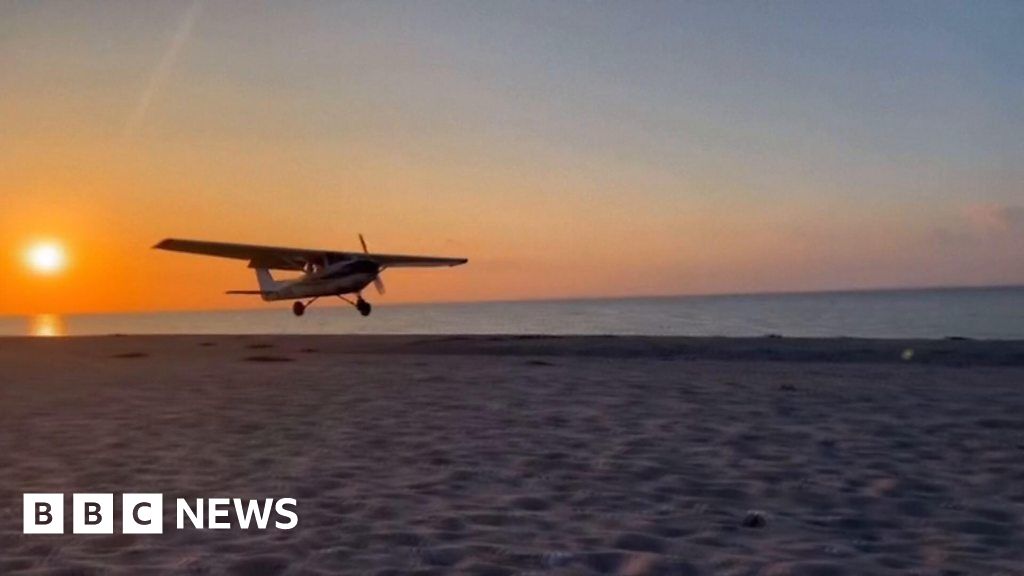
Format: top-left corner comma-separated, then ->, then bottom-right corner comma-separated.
359,234 -> 386,295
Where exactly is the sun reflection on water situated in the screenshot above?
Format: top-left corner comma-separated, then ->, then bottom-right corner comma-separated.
29,314 -> 66,337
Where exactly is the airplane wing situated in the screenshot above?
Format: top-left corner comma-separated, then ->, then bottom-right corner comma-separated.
368,253 -> 469,268
153,238 -> 467,270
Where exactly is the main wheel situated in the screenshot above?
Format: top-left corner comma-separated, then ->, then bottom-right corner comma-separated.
292,301 -> 305,317
357,300 -> 372,317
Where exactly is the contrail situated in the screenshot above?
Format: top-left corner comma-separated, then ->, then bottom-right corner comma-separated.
122,0 -> 204,142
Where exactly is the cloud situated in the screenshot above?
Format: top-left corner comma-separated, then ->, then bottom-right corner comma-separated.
931,202 -> 1024,249
963,203 -> 1024,236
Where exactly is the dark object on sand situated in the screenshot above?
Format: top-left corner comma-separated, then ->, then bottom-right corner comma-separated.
111,352 -> 149,359
742,510 -> 767,528
243,355 -> 295,363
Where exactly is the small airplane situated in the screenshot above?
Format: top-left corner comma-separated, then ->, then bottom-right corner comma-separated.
153,236 -> 467,317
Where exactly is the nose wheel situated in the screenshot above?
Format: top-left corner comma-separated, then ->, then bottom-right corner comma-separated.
356,298 -> 372,317
337,295 -> 373,317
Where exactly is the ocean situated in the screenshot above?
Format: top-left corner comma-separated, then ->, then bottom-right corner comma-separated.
2,286 -> 1022,339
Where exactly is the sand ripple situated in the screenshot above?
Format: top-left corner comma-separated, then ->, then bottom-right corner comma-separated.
0,336 -> 1022,574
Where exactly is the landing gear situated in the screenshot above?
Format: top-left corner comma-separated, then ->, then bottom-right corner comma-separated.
356,298 -> 372,317
338,294 -> 373,317
292,297 -> 318,317
293,295 -> 373,318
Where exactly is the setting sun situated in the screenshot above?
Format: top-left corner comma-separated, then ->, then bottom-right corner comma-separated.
25,241 -> 67,275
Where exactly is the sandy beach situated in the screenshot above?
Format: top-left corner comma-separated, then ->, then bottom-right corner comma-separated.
1,335 -> 1023,575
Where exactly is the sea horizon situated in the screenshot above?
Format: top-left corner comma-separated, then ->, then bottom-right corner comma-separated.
4,284 -> 1023,340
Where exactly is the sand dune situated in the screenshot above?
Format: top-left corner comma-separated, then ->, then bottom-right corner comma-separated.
1,335 -> 1022,574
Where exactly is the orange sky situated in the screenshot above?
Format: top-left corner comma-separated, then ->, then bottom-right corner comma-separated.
2,3 -> 1022,315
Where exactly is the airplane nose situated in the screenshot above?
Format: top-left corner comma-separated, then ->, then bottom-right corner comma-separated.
354,260 -> 380,275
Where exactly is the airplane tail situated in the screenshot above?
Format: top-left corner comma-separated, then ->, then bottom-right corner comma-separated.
255,268 -> 283,293
225,268 -> 282,301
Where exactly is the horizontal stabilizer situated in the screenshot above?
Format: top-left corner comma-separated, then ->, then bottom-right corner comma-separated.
225,290 -> 267,295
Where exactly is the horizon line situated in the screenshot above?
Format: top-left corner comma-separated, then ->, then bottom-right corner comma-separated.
4,282 -> 1022,319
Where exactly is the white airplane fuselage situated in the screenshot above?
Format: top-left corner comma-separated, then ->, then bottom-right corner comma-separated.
262,272 -> 378,301
256,259 -> 381,301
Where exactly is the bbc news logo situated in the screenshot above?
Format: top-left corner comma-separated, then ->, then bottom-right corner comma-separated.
23,493 -> 297,534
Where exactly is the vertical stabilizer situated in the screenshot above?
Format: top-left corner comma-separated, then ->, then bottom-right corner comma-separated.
254,268 -> 282,295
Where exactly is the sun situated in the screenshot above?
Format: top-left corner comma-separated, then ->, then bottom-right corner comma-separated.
25,241 -> 68,275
